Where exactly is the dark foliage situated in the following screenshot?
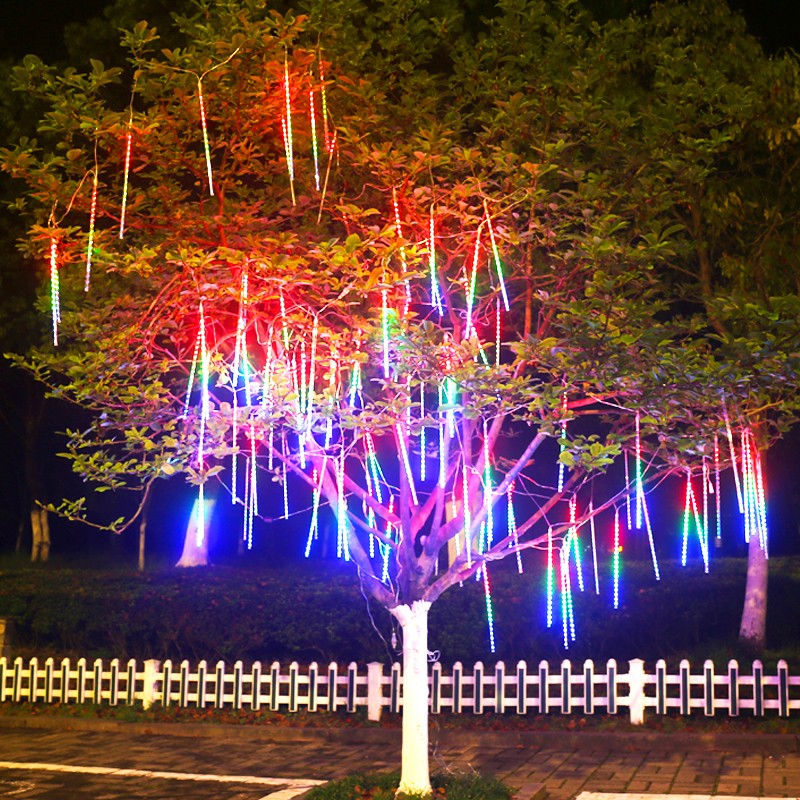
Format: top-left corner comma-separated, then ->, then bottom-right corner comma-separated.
1,558 -> 799,667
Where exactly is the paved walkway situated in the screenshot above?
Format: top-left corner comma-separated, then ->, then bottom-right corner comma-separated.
0,717 -> 799,799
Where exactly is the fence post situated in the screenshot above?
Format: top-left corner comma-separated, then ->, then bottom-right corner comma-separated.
367,661 -> 383,721
142,659 -> 161,709
628,658 -> 645,725
0,619 -> 13,660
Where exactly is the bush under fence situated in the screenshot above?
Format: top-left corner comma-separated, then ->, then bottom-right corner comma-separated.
1,655 -> 798,725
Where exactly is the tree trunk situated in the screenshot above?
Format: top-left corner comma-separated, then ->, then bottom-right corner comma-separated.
175,493 -> 214,567
391,601 -> 432,797
137,488 -> 153,572
30,506 -> 50,563
739,530 -> 768,652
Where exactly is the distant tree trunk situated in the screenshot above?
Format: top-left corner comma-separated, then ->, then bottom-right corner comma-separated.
137,488 -> 153,572
176,492 -> 215,567
30,505 -> 50,562
391,601 -> 432,797
739,531 -> 768,652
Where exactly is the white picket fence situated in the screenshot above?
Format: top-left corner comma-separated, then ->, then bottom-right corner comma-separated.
0,656 -> 797,724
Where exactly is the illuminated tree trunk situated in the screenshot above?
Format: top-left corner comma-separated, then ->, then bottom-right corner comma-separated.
391,601 -> 432,797
175,494 -> 215,567
739,531 -> 768,652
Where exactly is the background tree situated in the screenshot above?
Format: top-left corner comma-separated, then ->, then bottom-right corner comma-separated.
3,0 -> 800,793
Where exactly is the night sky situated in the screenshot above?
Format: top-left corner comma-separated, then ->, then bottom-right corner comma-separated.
1,0 -> 799,61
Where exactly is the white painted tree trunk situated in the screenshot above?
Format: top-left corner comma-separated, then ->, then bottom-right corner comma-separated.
175,494 -> 214,567
391,601 -> 432,797
739,530 -> 768,651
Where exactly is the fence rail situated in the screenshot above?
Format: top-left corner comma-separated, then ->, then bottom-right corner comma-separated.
0,656 -> 797,725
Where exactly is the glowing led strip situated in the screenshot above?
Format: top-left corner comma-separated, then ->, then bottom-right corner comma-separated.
85,169 -> 98,292
624,452 -> 632,529
309,89 -> 320,191
714,432 -> 722,544
196,78 -> 214,196
589,501 -> 600,594
641,490 -> 660,580
546,526 -> 554,628
495,298 -> 501,366
195,301 -> 210,547
634,411 -> 644,529
396,423 -> 418,506
49,237 -> 60,346
419,383 -> 426,481
557,396 -> 567,492
507,482 -> 522,573
429,213 -> 443,315
381,285 -> 390,378
466,230 -> 481,337
336,451 -> 349,561
282,55 -> 295,205
482,565 -> 496,654
612,507 -> 621,610
569,498 -> 584,592
391,186 -> 411,315
483,200 -> 510,312
462,462 -> 471,566
305,464 -> 324,557
119,110 -> 133,239
318,57 -> 332,153
723,400 -> 744,513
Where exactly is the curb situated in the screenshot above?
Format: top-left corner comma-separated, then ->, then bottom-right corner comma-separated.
1,714 -> 798,753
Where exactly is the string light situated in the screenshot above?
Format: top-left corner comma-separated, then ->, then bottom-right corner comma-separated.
466,230 -> 481,336
382,284 -> 390,378
183,330 -> 201,419
546,526 -> 554,627
85,169 -> 98,292
49,236 -> 60,346
305,464 -> 324,557
557,395 -> 567,492
419,383 -> 426,481
507,482 -> 522,573
723,399 -> 744,513
569,497 -> 584,592
196,483 -> 206,548
483,199 -> 510,311
381,495 -> 394,583
318,56 -> 332,153
282,432 -> 289,519
429,212 -> 443,315
309,89 -> 320,191
589,501 -> 600,594
391,186 -> 411,316
482,564 -> 496,653
336,450 -> 349,561
119,110 -> 133,238
612,507 -> 621,610
495,298 -> 501,366
714,432 -> 722,546
741,428 -> 768,554
560,543 -> 575,647
482,420 -> 493,549
195,301 -> 210,548
634,411 -> 644,529
624,452 -> 632,529
282,54 -> 295,204
462,462 -> 472,566
682,472 -> 708,571
196,78 -> 214,196
641,490 -> 660,580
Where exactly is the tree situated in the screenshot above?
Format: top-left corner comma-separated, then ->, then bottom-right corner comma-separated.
3,0 -> 800,793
